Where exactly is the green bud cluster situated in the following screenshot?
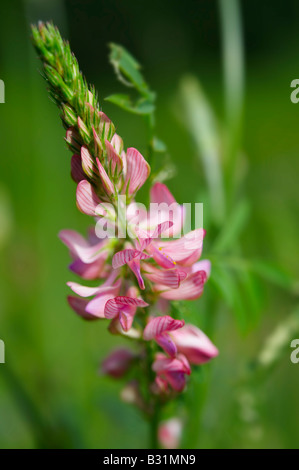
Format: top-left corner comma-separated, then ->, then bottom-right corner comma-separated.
31,22 -> 116,199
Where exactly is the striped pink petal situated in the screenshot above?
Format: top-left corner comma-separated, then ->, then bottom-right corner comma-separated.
71,154 -> 85,183
111,133 -> 123,154
143,316 -> 184,341
85,293 -> 117,318
101,348 -> 135,378
123,148 -> 150,195
69,258 -> 107,280
153,354 -> 190,375
192,259 -> 211,278
149,183 -> 185,237
138,221 -> 174,251
156,333 -> 177,358
67,279 -> 121,298
170,324 -> 218,365
59,230 -> 109,264
99,112 -> 113,141
150,228 -> 205,266
112,249 -> 150,269
112,249 -> 138,269
150,246 -> 177,269
76,180 -> 102,216
92,126 -> 103,154
119,310 -> 135,332
81,146 -> 97,178
67,282 -> 104,298
144,265 -> 170,286
150,182 -> 177,205
59,229 -> 110,266
105,139 -> 123,175
59,229 -> 89,254
67,296 -> 98,320
128,259 -> 145,290
121,150 -> 127,177
104,296 -> 149,320
152,353 -> 190,392
96,158 -> 114,196
65,127 -> 81,152
143,264 -> 186,289
156,270 -> 207,301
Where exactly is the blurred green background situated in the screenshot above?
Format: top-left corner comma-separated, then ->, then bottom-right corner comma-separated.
0,0 -> 299,449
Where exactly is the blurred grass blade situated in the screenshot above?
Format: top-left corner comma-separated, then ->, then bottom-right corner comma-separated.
210,265 -> 248,331
212,199 -> 250,253
219,0 -> 244,203
180,76 -> 226,226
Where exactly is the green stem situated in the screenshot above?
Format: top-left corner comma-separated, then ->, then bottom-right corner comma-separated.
150,403 -> 160,449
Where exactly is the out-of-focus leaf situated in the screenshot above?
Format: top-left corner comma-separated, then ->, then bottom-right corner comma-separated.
105,94 -> 155,115
134,98 -> 155,114
213,199 -> 250,254
250,260 -> 298,294
210,264 -> 249,332
0,185 -> 13,250
151,158 -> 176,184
108,43 -> 150,96
238,268 -> 264,327
152,137 -> 167,153
179,76 -> 226,226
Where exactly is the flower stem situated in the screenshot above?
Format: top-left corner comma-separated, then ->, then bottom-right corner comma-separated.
150,401 -> 160,449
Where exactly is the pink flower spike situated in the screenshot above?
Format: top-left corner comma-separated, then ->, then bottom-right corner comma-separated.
96,158 -> 114,196
170,324 -> 218,365
71,154 -> 85,183
123,148 -> 150,195
101,348 -> 135,378
76,180 -> 102,216
143,315 -> 185,357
